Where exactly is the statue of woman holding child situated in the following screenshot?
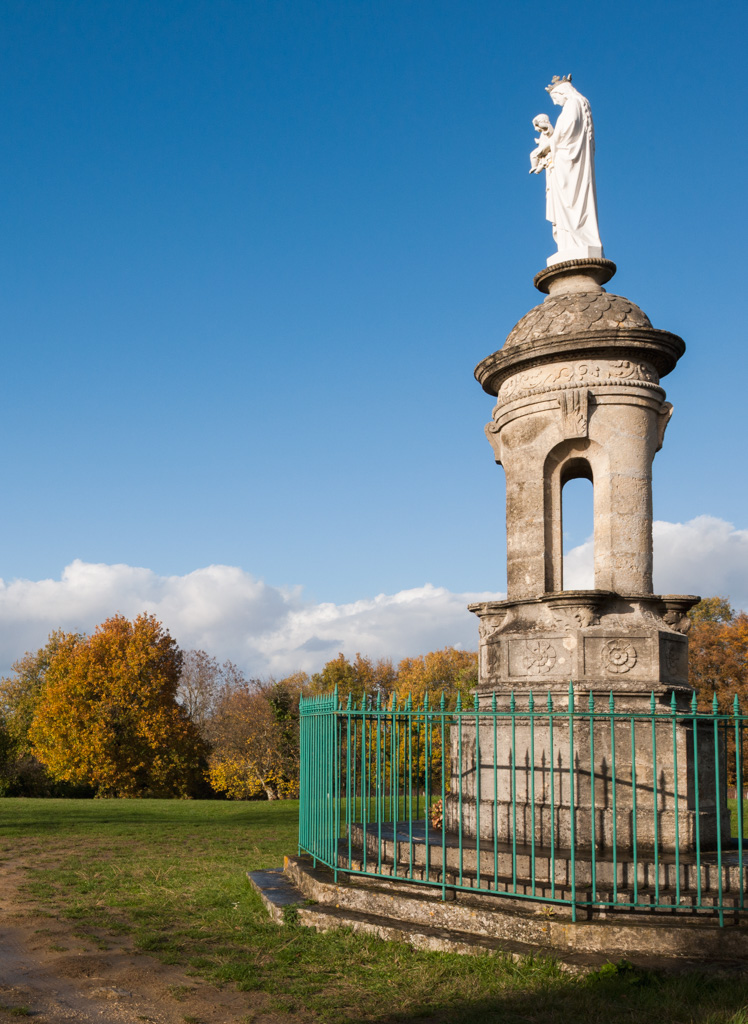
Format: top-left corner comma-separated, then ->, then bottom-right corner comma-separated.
530,75 -> 604,266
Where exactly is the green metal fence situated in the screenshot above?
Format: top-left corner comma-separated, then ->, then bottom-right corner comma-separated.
298,687 -> 748,925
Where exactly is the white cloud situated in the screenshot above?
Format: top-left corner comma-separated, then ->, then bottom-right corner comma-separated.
653,516 -> 748,604
562,539 -> 595,590
0,559 -> 502,678
563,515 -> 748,608
1,515 -> 746,679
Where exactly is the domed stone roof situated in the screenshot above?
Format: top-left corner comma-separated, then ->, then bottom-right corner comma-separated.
505,291 -> 652,349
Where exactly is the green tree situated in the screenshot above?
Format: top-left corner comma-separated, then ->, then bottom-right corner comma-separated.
310,653 -> 396,705
690,596 -> 734,625
0,632 -> 87,796
208,677 -> 304,800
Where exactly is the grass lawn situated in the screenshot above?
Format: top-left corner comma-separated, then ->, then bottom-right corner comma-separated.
729,799 -> 748,838
1,798 -> 748,1023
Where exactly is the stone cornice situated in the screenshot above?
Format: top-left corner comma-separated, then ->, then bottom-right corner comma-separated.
475,328 -> 685,397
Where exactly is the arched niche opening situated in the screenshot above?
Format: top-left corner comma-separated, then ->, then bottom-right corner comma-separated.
561,459 -> 594,590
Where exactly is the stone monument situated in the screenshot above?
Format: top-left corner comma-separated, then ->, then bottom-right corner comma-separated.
445,76 -> 729,855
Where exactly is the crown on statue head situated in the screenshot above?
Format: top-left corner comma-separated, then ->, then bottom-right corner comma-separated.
545,74 -> 572,93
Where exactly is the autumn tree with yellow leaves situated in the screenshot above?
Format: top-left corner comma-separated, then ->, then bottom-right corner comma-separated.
688,597 -> 748,709
207,676 -> 306,800
308,652 -> 396,705
28,614 -> 208,797
394,647 -> 478,706
0,631 -> 84,795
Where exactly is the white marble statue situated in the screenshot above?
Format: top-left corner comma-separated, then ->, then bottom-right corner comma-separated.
532,75 -> 604,266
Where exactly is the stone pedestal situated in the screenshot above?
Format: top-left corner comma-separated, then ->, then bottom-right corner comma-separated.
452,259 -> 730,855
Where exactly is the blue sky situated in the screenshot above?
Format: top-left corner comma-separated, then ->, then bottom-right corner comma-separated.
0,1 -> 744,673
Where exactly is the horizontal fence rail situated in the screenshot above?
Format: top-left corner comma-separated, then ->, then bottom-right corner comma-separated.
298,688 -> 748,925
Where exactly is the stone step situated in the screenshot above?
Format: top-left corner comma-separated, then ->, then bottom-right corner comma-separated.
248,865 -> 650,972
340,854 -> 744,912
346,823 -> 748,895
283,854 -> 748,962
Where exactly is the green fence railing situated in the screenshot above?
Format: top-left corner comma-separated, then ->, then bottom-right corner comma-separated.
298,687 -> 747,925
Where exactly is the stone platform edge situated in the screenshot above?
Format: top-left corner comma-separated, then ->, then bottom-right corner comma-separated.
246,855 -> 748,971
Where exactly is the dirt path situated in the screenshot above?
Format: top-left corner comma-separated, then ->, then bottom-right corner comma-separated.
0,862 -> 287,1024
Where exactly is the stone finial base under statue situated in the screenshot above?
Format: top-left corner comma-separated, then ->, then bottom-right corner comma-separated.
534,257 -> 616,295
547,245 -> 604,267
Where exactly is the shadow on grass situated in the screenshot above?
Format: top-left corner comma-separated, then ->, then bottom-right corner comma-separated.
344,960 -> 748,1024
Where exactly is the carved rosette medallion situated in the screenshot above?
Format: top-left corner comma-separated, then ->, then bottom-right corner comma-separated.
523,639 -> 557,674
602,639 -> 638,675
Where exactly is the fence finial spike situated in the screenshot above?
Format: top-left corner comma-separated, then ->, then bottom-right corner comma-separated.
650,690 -> 656,713
528,689 -> 535,712
391,692 -> 398,712
376,691 -> 381,710
440,691 -> 446,710
691,690 -> 698,713
509,690 -> 516,712
547,690 -> 554,712
568,682 -> 574,712
423,692 -> 430,711
609,690 -> 615,713
474,690 -> 480,712
492,691 -> 497,712
346,692 -> 352,710
455,692 -> 462,712
734,693 -> 741,715
712,691 -> 719,714
588,690 -> 595,712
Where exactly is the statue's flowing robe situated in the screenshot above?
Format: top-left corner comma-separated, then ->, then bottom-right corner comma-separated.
547,89 -> 602,255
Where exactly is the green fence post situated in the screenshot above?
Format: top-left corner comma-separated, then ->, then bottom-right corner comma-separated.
609,691 -> 617,905
333,686 -> 339,881
510,690 -> 517,893
475,690 -> 482,886
423,693 -> 431,882
529,689 -> 536,896
441,691 -> 447,900
713,692 -> 724,926
670,690 -> 680,907
630,707 -> 638,907
456,691 -> 464,887
588,690 -> 596,907
650,691 -> 659,906
735,694 -> 744,910
407,692 -> 414,879
692,691 -> 702,907
568,682 -> 576,922
493,691 -> 499,892
548,690 -> 556,901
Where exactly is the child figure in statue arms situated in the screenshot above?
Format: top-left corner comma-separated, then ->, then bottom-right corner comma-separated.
529,113 -> 553,174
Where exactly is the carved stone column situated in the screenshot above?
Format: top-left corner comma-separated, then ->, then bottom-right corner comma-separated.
445,259 -> 729,853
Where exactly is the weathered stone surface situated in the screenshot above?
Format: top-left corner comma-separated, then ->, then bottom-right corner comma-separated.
281,855 -> 748,965
462,259 -> 725,857
505,292 -> 652,349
